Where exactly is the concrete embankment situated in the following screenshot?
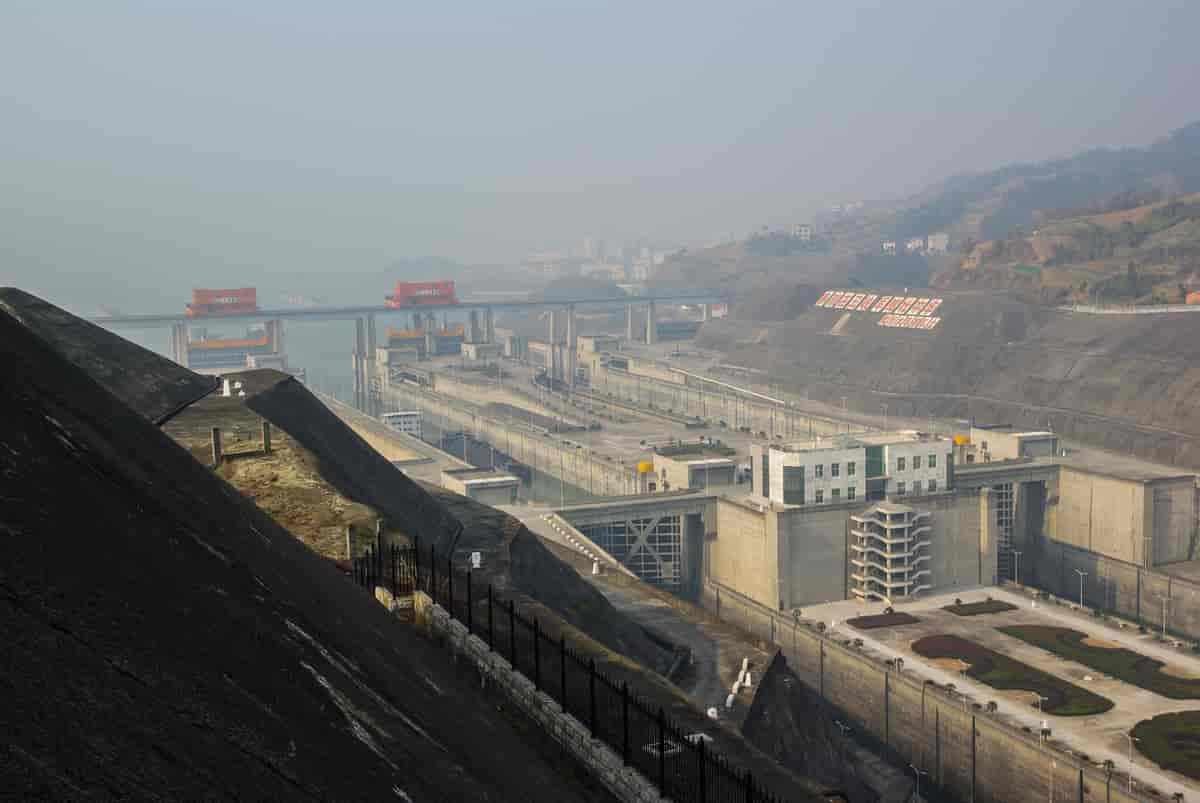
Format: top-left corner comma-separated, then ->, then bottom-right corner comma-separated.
701,579 -> 1146,803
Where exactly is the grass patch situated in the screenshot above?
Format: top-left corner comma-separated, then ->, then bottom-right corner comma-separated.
846,612 -> 921,629
912,634 -> 1113,716
1132,711 -> 1200,780
999,625 -> 1200,699
943,600 -> 1017,616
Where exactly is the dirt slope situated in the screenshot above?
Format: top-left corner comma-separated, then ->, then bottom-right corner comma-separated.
700,291 -> 1200,468
0,286 -> 216,423
0,304 -> 614,802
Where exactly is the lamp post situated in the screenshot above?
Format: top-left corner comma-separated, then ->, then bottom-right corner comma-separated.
1125,733 -> 1139,793
1013,550 -> 1022,585
1074,569 -> 1088,608
909,764 -> 928,799
1161,595 -> 1171,639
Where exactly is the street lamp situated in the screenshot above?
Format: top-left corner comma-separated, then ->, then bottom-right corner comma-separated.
1013,550 -> 1022,585
1125,733 -> 1140,793
1074,569 -> 1088,608
909,764 -> 928,798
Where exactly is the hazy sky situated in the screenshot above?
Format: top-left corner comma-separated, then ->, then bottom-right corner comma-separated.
3,1 -> 1199,302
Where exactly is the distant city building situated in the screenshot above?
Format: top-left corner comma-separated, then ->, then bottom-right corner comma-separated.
882,240 -> 897,256
793,223 -> 813,242
581,262 -> 626,281
926,232 -> 950,254
905,237 -> 926,254
582,237 -> 605,261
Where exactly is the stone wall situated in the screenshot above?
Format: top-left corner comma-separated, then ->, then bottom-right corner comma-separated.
413,591 -> 669,803
700,579 -> 1144,803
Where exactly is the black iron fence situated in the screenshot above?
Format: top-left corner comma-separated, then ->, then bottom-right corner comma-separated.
350,540 -> 813,803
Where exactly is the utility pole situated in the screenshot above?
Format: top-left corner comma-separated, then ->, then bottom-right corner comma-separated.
1074,569 -> 1087,608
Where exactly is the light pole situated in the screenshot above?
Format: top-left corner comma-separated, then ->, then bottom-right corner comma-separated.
1074,569 -> 1088,608
1125,733 -> 1139,793
909,764 -> 928,799
1161,595 -> 1171,639
1013,550 -> 1022,585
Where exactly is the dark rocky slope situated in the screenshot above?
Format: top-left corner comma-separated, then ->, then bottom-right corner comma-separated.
0,287 -> 216,423
0,303 -> 611,801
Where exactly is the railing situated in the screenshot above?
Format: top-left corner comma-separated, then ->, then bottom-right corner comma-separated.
351,541 -> 809,803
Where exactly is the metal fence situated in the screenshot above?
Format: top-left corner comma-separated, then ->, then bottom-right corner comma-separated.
351,540 -> 809,803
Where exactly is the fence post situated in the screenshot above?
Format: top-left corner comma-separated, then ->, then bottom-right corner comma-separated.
622,682 -> 630,765
745,768 -> 754,803
391,545 -> 397,596
698,737 -> 707,803
533,619 -> 542,690
509,599 -> 517,666
560,636 -> 567,709
466,568 -> 473,634
488,585 -> 494,651
657,707 -> 666,794
589,658 -> 597,738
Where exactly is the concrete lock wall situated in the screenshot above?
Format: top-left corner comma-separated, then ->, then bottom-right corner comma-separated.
711,491 -> 995,611
710,498 -> 781,611
1046,468 -> 1196,567
382,382 -> 638,497
700,580 -> 1143,803
1026,536 -> 1200,644
587,361 -> 849,440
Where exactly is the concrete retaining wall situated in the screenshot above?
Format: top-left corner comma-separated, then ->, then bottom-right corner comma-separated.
412,591 -> 669,803
700,579 -> 1147,803
1027,537 -> 1200,643
382,381 -> 638,496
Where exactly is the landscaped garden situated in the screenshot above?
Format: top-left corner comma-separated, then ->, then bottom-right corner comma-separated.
999,625 -> 1200,699
911,634 -> 1114,715
942,599 -> 1018,616
846,612 -> 921,629
1132,711 -> 1200,781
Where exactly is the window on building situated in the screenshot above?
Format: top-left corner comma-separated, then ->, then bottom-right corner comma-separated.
782,466 -> 805,506
831,488 -> 841,500
897,457 -> 906,471
896,481 -> 906,496
847,487 -> 856,501
928,453 -> 937,468
831,462 -> 840,478
848,461 -> 856,476
928,478 -> 937,492
814,464 -> 824,478
761,454 -> 770,499
912,480 -> 922,494
815,489 -> 824,503
913,455 -> 922,470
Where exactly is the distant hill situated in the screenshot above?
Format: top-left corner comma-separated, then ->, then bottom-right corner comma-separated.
937,192 -> 1200,304
879,120 -> 1200,246
657,120 -> 1200,318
